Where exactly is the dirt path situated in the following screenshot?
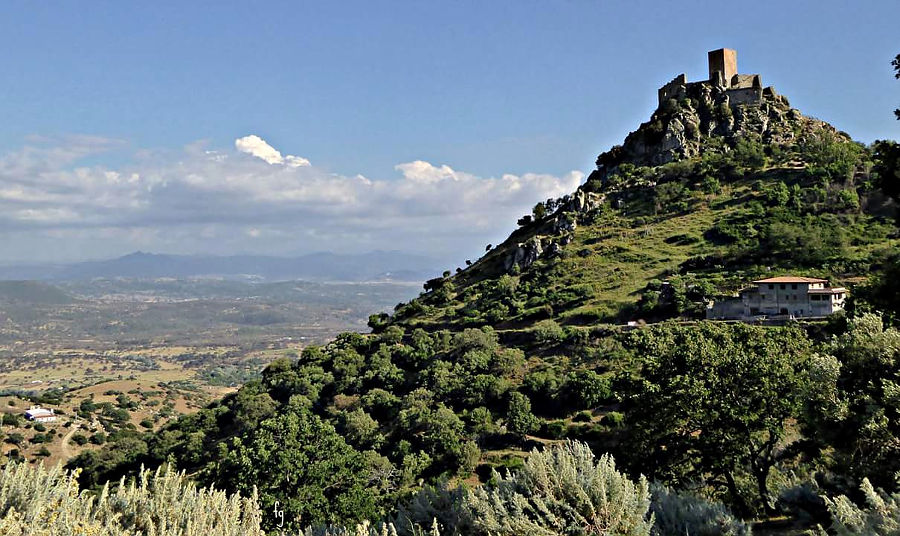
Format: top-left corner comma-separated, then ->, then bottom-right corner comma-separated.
60,423 -> 80,460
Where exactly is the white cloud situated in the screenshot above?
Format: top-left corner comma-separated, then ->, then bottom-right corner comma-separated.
395,160 -> 468,184
0,134 -> 584,262
234,134 -> 310,167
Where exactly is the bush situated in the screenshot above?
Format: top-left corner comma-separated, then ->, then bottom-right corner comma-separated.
573,411 -> 593,423
540,420 -> 567,439
531,319 -> 565,344
605,411 -> 625,428
464,441 -> 653,535
305,521 -> 441,536
702,176 -> 722,195
825,478 -> 900,535
0,463 -> 265,535
650,484 -> 750,536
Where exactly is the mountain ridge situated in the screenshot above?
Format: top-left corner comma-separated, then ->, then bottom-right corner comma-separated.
0,250 -> 441,283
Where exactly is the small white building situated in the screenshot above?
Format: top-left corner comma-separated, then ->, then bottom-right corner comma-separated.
25,406 -> 57,423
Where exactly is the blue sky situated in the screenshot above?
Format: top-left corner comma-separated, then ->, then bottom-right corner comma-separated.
0,1 -> 898,263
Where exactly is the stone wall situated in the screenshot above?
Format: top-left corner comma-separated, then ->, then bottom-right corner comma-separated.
657,74 -> 687,104
730,74 -> 761,90
706,298 -> 744,320
726,87 -> 763,105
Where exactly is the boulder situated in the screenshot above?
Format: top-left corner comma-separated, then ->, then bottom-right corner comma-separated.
505,236 -> 544,272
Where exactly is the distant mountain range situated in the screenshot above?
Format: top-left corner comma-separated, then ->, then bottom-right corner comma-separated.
0,251 -> 441,283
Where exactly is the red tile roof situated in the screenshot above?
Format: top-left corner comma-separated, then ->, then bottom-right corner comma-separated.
752,276 -> 828,284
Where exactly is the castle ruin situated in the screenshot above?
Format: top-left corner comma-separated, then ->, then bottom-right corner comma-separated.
658,48 -> 770,106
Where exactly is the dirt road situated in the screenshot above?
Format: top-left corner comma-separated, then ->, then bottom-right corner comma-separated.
60,423 -> 80,459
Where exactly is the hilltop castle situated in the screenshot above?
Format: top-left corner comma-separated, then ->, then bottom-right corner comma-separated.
658,48 -> 774,106
585,47 -> 802,178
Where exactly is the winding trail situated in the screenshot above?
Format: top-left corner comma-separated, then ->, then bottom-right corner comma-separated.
60,423 -> 80,460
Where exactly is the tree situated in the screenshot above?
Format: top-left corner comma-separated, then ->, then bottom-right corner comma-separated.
532,202 -> 547,220
807,314 -> 900,490
564,370 -> 612,410
624,322 -> 811,517
505,391 -> 538,436
894,52 -> 900,120
210,406 -> 379,532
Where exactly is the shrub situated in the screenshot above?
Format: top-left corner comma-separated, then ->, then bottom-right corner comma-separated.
825,478 -> 900,535
605,411 -> 625,428
0,463 -> 264,535
540,420 -> 567,439
702,176 -> 722,195
532,319 -> 565,344
305,520 -> 441,536
650,484 -> 750,536
395,441 -> 651,536
573,411 -> 593,423
464,441 -> 653,535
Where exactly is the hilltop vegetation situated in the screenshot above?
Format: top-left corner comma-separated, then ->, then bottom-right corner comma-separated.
403,92 -> 895,329
53,54 -> 900,535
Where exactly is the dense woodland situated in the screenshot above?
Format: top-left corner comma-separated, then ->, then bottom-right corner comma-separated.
1,55 -> 899,535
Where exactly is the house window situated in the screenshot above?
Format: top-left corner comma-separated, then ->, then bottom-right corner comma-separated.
811,295 -> 820,301
780,284 -> 786,290
791,284 -> 798,289
768,284 -> 774,290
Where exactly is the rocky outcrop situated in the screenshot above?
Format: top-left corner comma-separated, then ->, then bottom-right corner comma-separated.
589,81 -> 817,185
553,213 -> 577,234
505,236 -> 544,271
501,185 -> 606,273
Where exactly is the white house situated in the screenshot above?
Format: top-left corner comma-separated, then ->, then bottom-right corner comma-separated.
24,406 -> 57,423
707,276 -> 848,320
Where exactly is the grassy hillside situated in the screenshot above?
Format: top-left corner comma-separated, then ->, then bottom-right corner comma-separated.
65,84 -> 900,534
395,102 -> 896,331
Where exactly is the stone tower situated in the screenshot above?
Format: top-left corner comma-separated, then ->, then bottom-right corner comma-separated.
708,48 -> 737,86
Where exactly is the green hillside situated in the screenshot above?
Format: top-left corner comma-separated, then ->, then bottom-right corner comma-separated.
395,88 -> 895,330
0,280 -> 76,305
67,67 -> 900,535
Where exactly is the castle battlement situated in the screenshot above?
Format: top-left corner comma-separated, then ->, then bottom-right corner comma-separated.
658,48 -> 769,106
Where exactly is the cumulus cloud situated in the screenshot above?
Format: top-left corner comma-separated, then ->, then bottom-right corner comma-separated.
235,135 -> 310,167
0,134 -> 584,262
395,160 -> 467,184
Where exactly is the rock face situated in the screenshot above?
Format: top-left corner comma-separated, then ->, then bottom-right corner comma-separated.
502,188 -> 604,272
588,81 -> 823,187
505,236 -> 544,271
